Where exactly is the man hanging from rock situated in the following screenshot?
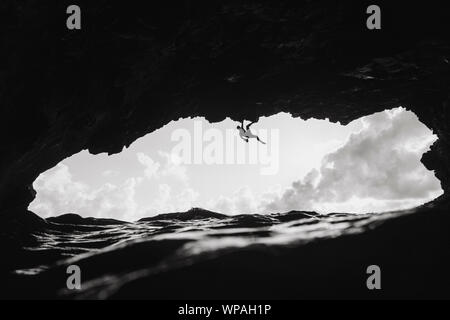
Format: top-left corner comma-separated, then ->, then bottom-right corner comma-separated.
237,120 -> 266,144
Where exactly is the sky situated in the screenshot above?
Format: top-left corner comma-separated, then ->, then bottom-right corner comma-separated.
29,107 -> 443,221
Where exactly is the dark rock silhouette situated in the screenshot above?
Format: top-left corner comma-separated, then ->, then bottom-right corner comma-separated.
0,0 -> 449,299
271,210 -> 321,222
139,208 -> 228,222
47,213 -> 127,225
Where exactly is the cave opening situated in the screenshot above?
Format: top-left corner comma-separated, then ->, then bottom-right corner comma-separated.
28,107 -> 443,222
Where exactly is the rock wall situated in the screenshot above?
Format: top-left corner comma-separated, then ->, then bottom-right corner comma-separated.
1,0 -> 449,217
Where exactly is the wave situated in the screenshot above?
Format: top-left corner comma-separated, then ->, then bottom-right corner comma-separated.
1,205 -> 432,299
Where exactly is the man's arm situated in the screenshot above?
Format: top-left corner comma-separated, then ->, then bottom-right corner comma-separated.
246,121 -> 254,131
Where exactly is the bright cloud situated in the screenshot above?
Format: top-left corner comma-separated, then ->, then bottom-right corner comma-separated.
137,152 -> 160,179
206,186 -> 259,215
263,107 -> 443,214
29,163 -> 141,220
137,151 -> 188,182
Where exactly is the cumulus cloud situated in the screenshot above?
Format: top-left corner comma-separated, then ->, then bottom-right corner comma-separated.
31,150 -> 195,220
102,170 -> 120,178
136,151 -> 188,182
134,184 -> 199,217
205,186 -> 260,215
30,163 -> 198,221
157,151 -> 189,182
29,164 -> 141,220
264,107 -> 443,214
204,184 -> 289,215
137,152 -> 160,179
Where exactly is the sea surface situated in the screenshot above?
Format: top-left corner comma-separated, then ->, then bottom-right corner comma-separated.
5,207 -> 417,299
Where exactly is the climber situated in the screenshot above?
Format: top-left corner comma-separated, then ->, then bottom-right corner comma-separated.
237,120 -> 266,144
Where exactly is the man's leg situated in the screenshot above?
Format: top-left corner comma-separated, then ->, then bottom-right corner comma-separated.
256,136 -> 266,144
245,121 -> 254,131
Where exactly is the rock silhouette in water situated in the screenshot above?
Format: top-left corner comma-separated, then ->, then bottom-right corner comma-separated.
0,1 -> 450,299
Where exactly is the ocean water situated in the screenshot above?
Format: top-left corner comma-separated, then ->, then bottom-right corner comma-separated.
4,207 -> 411,299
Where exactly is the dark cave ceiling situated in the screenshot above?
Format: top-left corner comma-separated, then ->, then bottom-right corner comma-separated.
0,0 -> 449,216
